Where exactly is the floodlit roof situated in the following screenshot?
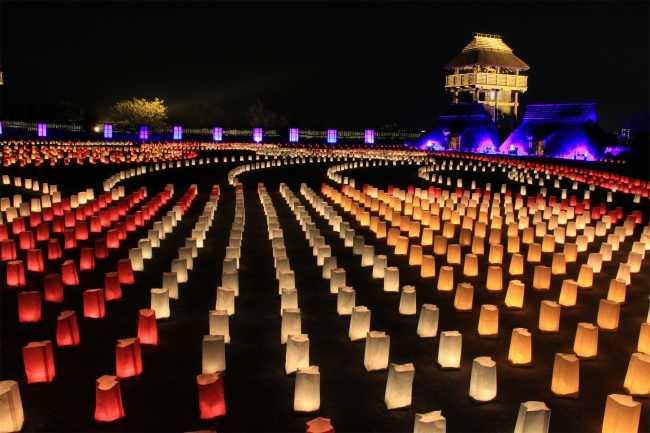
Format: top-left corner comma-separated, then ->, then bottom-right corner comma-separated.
445,33 -> 530,70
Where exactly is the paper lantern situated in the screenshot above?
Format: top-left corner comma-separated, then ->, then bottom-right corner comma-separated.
353,236 -> 365,255
137,309 -> 158,345
482,266 -> 502,292
215,286 -> 235,316
527,243 -> 541,263
438,331 -> 462,369
563,243 -> 577,263
151,288 -> 170,319
202,335 -> 226,374
471,235 -> 485,256
61,259 -> 79,286
553,279 -> 577,308
433,235 -> 447,255
17,291 -> 41,323
504,280 -> 525,309
318,245 -> 332,266
329,268 -> 346,294
349,306 -> 371,341
551,353 -> 579,398
469,357 -> 497,403
627,252 -> 643,273
337,286 -> 355,316
435,266 -> 452,292
382,266 -> 399,292
461,253 -> 478,277
521,227 -> 535,245
514,401 -> 550,433
532,266 -> 551,291
19,231 -> 35,250
6,260 -> 26,287
209,310 -> 230,344
306,417 -> 334,433
197,373 -> 226,419
459,228 -> 472,247
541,234 -> 555,253
571,322 -> 599,360
384,363 -> 415,410
95,238 -> 108,259
623,353 -> 650,396
478,305 -> 499,338
616,263 -> 631,285
409,245 -> 423,266
360,245 -> 375,267
606,278 -> 627,304
56,310 -> 80,346
364,331 -> 390,371
398,286 -> 417,315
322,256 -> 337,279
294,366 -> 320,413
372,255 -> 387,279
77,247 -> 95,271
509,254 -> 524,276
539,301 -> 561,333
597,299 -> 620,332
282,308 -> 301,344
602,394 -> 642,433
104,272 -> 122,301
420,255 -> 436,279
41,274 -> 63,303
508,328 -> 532,367
488,243 -> 503,265
447,244 -> 461,265
22,340 -> 55,383
115,338 -> 142,378
454,283 -> 474,312
79,289 -> 106,321
1,239 -> 17,261
639,323 -> 650,355
0,381 -> 24,432
417,304 -> 439,338
286,334 -> 309,374
25,248 -> 44,273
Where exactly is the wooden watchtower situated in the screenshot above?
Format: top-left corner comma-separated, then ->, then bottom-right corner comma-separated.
444,33 -> 529,124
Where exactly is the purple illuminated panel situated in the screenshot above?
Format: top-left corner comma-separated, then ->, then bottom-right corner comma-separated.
0,121 -> 3,135
327,129 -> 337,144
253,128 -> 263,143
37,124 -> 47,137
104,124 -> 113,139
173,126 -> 182,140
364,130 -> 374,144
213,127 -> 223,142
289,128 -> 299,142
140,126 -> 148,140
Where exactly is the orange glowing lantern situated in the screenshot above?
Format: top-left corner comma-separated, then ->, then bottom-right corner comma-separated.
18,291 -> 42,322
83,289 -> 106,319
508,328 -> 532,366
558,279 -> 578,308
197,373 -> 226,419
22,341 -> 55,383
509,254 -> 524,276
504,280 -> 525,309
601,394 -> 642,433
137,309 -> 158,345
539,301 -> 561,333
56,310 -> 80,346
94,375 -> 125,422
306,417 -> 334,433
454,283 -> 474,312
551,353 -> 579,398
573,323 -> 598,359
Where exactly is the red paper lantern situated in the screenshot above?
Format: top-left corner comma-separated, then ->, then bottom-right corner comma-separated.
19,231 -> 35,250
61,198 -> 71,212
95,238 -> 108,259
89,216 -> 102,233
1,239 -> 17,261
0,224 -> 8,241
94,375 -> 125,422
35,223 -> 50,242
75,222 -> 88,240
63,211 -> 76,228
78,248 -> 95,271
141,206 -> 150,221
56,310 -> 80,346
18,291 -> 42,322
61,259 -> 79,286
12,217 -> 26,235
115,222 -> 126,240
29,211 -> 42,228
137,309 -> 158,345
22,341 -> 55,383
134,211 -> 144,226
117,259 -> 134,284
47,238 -> 62,260
83,289 -> 105,318
84,202 -> 94,217
53,203 -> 63,216
99,211 -> 111,227
197,373 -> 226,419
104,272 -> 122,301
108,207 -> 119,222
27,249 -> 44,272
106,229 -> 120,249
6,261 -> 26,287
306,417 -> 335,433
63,229 -> 76,249
125,215 -> 136,232
42,207 -> 54,222
117,201 -> 127,217
44,274 -> 64,302
74,207 -> 85,222
99,196 -> 107,208
115,338 -> 142,378
52,217 -> 64,233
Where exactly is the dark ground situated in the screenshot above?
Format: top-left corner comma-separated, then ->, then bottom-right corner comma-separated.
1,150 -> 648,432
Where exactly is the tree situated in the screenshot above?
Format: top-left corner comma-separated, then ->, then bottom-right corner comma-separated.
246,100 -> 277,129
109,97 -> 169,131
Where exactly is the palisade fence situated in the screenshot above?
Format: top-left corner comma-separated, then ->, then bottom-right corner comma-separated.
0,120 -> 422,142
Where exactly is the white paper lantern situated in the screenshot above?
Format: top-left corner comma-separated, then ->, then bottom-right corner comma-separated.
438,331 -> 462,369
361,245 -> 375,267
364,331 -> 390,372
216,286 -> 235,316
607,279 -> 627,303
162,272 -> 179,299
486,266 -> 503,292
488,243 -> 504,264
294,366 -> 320,413
322,256 -> 337,279
437,266 -> 454,292
0,381 -> 24,433
281,308 -> 302,344
551,353 -> 579,397
638,323 -> 650,355
417,304 -> 439,338
286,334 -> 309,374
202,335 -> 226,373
209,310 -> 230,344
280,270 -> 296,294
150,288 -> 170,319
372,255 -> 387,279
469,357 -> 497,403
399,286 -> 417,315
349,306 -> 371,341
337,286 -> 355,316
171,259 -> 188,283
532,266 -> 551,291
222,270 -> 239,297
385,363 -> 415,409
414,410 -> 446,433
509,254 -> 524,276
514,401 -> 550,433
384,267 -> 400,292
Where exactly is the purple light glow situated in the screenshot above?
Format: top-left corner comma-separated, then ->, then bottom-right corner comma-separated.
327,129 -> 337,144
103,124 -> 113,139
289,128 -> 299,143
213,127 -> 223,142
173,126 -> 182,140
364,130 -> 374,144
37,123 -> 47,137
140,126 -> 148,140
253,128 -> 263,143
0,121 -> 3,135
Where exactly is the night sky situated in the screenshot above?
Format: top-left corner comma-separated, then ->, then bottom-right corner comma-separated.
1,1 -> 648,132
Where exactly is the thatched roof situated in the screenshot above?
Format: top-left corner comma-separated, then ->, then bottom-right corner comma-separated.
445,33 -> 530,70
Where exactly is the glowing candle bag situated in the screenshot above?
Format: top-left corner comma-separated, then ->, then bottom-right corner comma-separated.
216,286 -> 236,316
18,291 -> 42,322
56,310 -> 80,346
414,411 -> 446,433
202,335 -> 226,374
438,331 -> 462,369
209,310 -> 230,344
558,280 -> 578,308
150,288 -> 170,319
115,338 -> 142,378
508,328 -> 532,366
0,381 -> 24,432
385,363 -> 415,409
94,375 -> 125,422
197,373 -> 226,419
286,334 -> 310,374
551,353 -> 579,397
294,366 -> 320,413
417,304 -> 439,338
349,306 -> 371,341
137,309 -> 158,345
478,305 -> 499,338
22,341 -> 55,383
306,417 -> 334,433
364,331 -> 390,371
601,394 -> 641,433
469,357 -> 497,403
337,286 -> 355,316
282,308 -> 301,344
539,301 -> 560,333
400,286 -> 417,315
437,266 -> 454,292
597,299 -> 620,332
384,267 -> 400,292
639,323 -> 650,355
454,283 -> 474,312
514,401 -> 551,433
623,353 -> 650,396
